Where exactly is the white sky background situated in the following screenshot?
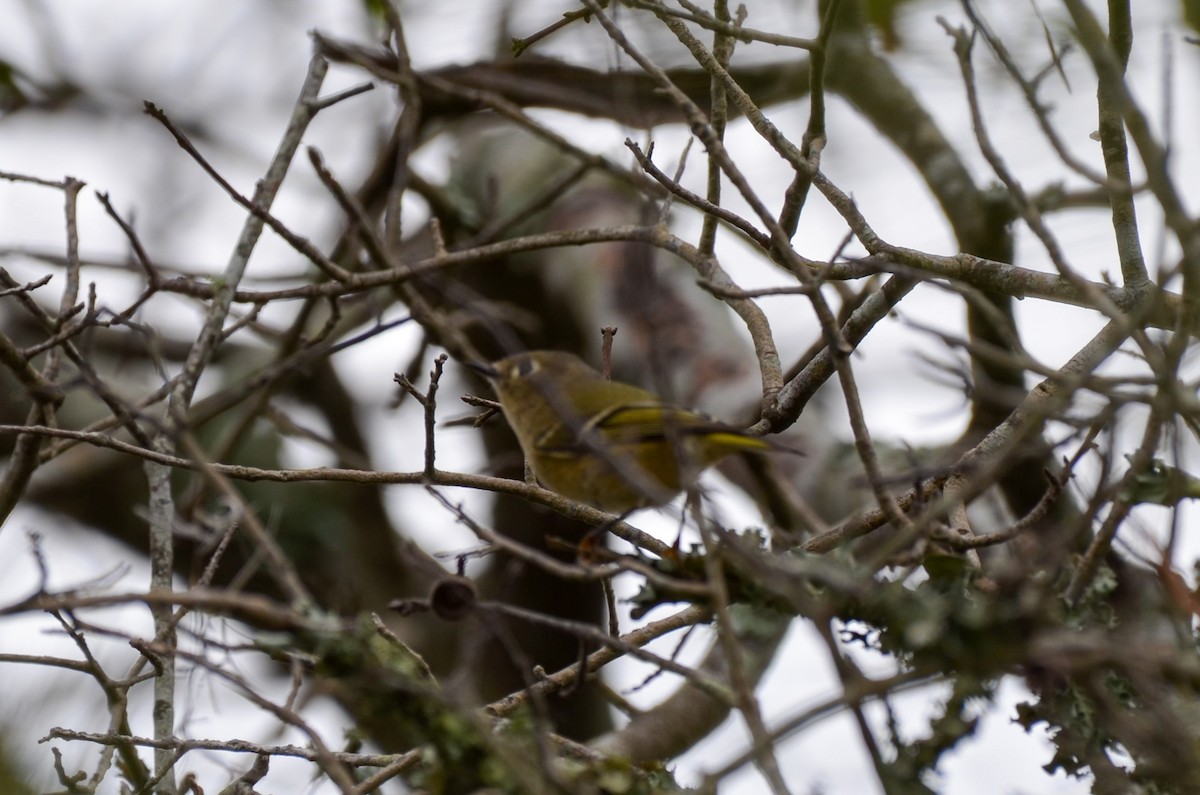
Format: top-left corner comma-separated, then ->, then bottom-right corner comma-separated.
0,0 -> 1198,792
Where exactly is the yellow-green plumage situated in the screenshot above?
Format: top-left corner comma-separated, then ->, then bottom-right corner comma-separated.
483,350 -> 783,512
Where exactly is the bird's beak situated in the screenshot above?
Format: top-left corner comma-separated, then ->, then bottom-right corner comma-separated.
466,360 -> 499,379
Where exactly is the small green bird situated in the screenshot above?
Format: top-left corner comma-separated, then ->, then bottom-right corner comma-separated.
474,350 -> 793,512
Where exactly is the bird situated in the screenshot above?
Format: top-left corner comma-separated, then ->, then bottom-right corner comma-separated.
473,350 -> 795,513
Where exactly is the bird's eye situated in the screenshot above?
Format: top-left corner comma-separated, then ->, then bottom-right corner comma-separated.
516,358 -> 537,377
